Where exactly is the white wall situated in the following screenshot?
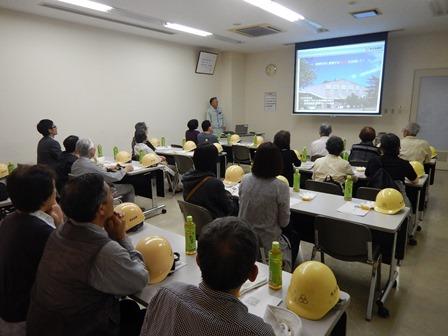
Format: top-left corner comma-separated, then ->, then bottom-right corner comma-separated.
242,32 -> 448,150
0,9 -> 224,163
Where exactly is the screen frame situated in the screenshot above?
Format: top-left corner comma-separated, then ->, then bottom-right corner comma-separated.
293,32 -> 389,116
195,51 -> 218,75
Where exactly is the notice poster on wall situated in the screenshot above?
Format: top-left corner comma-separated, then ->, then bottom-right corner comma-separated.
264,92 -> 277,113
196,51 -> 218,75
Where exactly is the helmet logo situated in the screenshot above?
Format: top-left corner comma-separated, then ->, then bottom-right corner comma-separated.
298,294 -> 309,304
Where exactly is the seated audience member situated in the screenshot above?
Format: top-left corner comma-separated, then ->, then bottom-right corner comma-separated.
139,217 -> 275,336
182,144 -> 238,218
197,120 -> 219,145
0,165 -> 63,334
399,122 -> 432,163
273,130 -> 301,187
185,119 -> 200,144
36,119 -> 62,171
131,122 -> 156,159
56,135 -> 79,192
134,129 -> 156,156
27,174 -> 148,336
313,136 -> 356,185
71,138 -> 135,203
238,142 -> 293,271
309,123 -> 332,159
348,126 -> 380,165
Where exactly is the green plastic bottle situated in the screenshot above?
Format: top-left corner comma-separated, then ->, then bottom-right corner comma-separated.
7,162 -> 15,174
253,135 -> 257,146
342,151 -> 349,161
182,138 -> 186,147
343,138 -> 347,150
139,150 -> 145,163
97,144 -> 103,157
293,168 -> 300,192
185,215 -> 197,255
269,241 -> 282,290
302,146 -> 307,162
161,137 -> 166,147
113,146 -> 119,160
227,134 -> 231,145
344,175 -> 353,201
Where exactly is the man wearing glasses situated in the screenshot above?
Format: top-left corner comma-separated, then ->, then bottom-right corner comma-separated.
37,119 -> 62,172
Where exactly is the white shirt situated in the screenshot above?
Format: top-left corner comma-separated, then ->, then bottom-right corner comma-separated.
134,142 -> 155,156
399,136 -> 432,163
30,210 -> 55,229
310,136 -> 329,157
312,154 -> 355,184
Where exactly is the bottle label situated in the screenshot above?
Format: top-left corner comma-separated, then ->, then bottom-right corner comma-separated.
185,224 -> 196,255
113,147 -> 118,160
344,179 -> 353,201
97,145 -> 103,157
269,254 -> 282,290
293,171 -> 300,192
161,137 -> 166,147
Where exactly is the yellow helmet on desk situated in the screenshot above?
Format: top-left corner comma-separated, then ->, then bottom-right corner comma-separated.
374,188 -> 405,215
230,134 -> 241,144
213,142 -> 223,153
255,136 -> 264,146
114,202 -> 144,232
150,138 -> 160,147
410,161 -> 425,178
224,165 -> 244,185
287,261 -> 340,320
183,140 -> 197,152
116,151 -> 131,164
293,149 -> 300,159
136,236 -> 174,284
430,146 -> 437,158
141,153 -> 162,167
0,163 -> 8,179
276,175 -> 289,185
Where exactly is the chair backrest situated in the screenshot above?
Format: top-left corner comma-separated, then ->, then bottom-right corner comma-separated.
174,155 -> 194,175
356,187 -> 381,201
305,180 -> 343,196
232,145 -> 252,164
310,155 -> 324,162
349,160 -> 368,167
314,216 -> 372,262
177,200 -> 214,238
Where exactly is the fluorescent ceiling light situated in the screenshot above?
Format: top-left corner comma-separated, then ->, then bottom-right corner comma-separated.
244,0 -> 304,22
164,22 -> 212,37
56,0 -> 113,12
351,9 -> 381,19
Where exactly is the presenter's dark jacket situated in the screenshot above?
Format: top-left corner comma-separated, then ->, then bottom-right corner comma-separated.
37,136 -> 62,171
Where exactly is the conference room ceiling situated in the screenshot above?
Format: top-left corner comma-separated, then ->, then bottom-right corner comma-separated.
1,0 -> 448,52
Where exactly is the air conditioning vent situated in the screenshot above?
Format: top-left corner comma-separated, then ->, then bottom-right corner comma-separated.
428,0 -> 448,17
230,24 -> 283,38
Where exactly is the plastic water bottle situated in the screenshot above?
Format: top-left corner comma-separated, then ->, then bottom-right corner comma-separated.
293,168 -> 300,192
185,215 -> 196,255
342,151 -> 349,161
7,162 -> 15,174
302,146 -> 307,162
269,241 -> 282,290
97,144 -> 103,157
344,175 -> 353,201
161,137 -> 166,147
113,146 -> 118,160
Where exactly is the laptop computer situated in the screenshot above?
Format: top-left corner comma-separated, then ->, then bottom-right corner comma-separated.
235,124 -> 248,135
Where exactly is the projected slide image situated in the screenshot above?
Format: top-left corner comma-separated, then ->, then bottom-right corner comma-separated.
296,41 -> 385,114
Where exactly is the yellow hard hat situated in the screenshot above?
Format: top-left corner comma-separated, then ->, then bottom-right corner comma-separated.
293,149 -> 300,159
230,134 -> 241,144
114,202 -> 144,232
223,165 -> 244,185
136,236 -> 174,284
141,153 -> 162,167
430,146 -> 437,158
276,175 -> 289,185
410,161 -> 425,178
287,261 -> 340,321
213,142 -> 223,153
374,188 -> 405,215
183,140 -> 197,152
0,163 -> 8,179
255,136 -> 264,146
116,151 -> 131,164
150,138 -> 160,147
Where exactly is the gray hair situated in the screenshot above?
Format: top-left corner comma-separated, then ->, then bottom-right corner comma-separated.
404,122 -> 420,136
76,138 -> 95,157
319,123 -> 332,136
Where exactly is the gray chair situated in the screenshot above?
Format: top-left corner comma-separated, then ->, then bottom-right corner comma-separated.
174,155 -> 194,175
350,160 -> 368,167
232,145 -> 252,165
305,180 -> 343,196
177,200 -> 214,238
312,216 -> 382,321
357,187 -> 381,201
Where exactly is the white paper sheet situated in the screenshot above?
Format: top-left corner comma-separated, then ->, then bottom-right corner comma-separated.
225,184 -> 240,197
290,198 -> 302,207
241,286 -> 283,317
337,202 -> 370,217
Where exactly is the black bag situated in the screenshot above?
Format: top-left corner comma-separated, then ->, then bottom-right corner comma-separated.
367,167 -> 399,190
0,182 -> 7,202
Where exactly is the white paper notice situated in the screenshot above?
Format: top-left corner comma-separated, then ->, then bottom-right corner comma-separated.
337,202 -> 370,217
264,92 -> 277,113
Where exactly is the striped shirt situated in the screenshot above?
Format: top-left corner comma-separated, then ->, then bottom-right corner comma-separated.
139,281 -> 274,336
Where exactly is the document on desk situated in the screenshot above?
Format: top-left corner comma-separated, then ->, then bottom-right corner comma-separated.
290,198 -> 302,207
225,184 -> 240,197
300,161 -> 314,170
240,286 -> 282,317
337,202 -> 370,217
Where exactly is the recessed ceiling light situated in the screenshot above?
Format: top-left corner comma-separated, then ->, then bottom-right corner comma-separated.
163,23 -> 212,37
351,9 -> 381,19
56,0 -> 113,12
243,0 -> 305,22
